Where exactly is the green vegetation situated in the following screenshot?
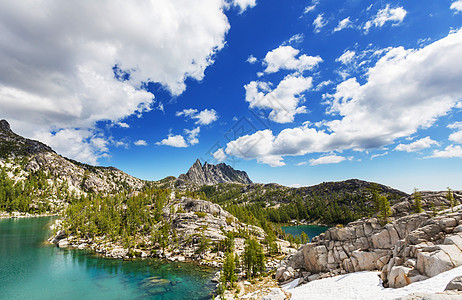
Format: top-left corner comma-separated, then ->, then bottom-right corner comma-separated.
413,188 -> 423,213
243,237 -> 265,278
447,187 -> 457,212
377,195 -> 391,225
63,188 -> 171,245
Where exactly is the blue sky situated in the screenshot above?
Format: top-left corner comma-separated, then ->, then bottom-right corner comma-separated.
1,0 -> 462,192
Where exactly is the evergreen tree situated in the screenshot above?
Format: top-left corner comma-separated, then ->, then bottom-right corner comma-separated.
300,231 -> 309,244
413,188 -> 423,213
377,195 -> 391,225
447,187 -> 457,212
243,237 -> 265,278
221,252 -> 237,285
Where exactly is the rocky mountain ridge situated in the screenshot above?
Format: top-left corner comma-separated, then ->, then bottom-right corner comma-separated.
178,159 -> 252,186
0,119 -> 145,195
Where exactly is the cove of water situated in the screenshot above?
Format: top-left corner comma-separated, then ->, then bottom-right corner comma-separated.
281,225 -> 329,240
0,217 -> 216,300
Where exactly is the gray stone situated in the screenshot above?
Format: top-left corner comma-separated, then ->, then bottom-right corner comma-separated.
445,276 -> 462,291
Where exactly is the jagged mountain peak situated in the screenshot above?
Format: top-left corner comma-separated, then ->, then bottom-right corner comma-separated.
0,119 -> 12,132
178,159 -> 252,186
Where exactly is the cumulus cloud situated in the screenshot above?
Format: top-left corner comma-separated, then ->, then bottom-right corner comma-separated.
244,74 -> 313,123
247,55 -> 258,64
224,30 -> 462,166
428,145 -> 462,158
334,17 -> 353,32
35,129 -> 109,165
134,140 -> 148,146
451,0 -> 462,13
117,122 -> 130,128
336,50 -> 356,65
185,127 -> 201,145
0,0 -> 239,163
448,122 -> 462,143
212,148 -> 227,163
156,135 -> 188,148
228,0 -> 256,13
364,4 -> 407,32
263,46 -> 322,74
285,34 -> 304,45
176,108 -> 218,125
309,154 -> 347,166
395,137 -> 439,152
313,14 -> 328,33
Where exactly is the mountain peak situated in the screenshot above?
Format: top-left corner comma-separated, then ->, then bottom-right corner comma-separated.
0,119 -> 11,132
178,159 -> 252,186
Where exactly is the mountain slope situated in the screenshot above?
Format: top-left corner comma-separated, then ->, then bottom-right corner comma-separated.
0,119 -> 145,195
178,159 -> 252,186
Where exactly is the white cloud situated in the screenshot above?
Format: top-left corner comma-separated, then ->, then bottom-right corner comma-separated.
371,151 -> 388,159
0,0 -> 237,163
185,127 -> 201,145
448,122 -> 462,143
428,145 -> 462,158
156,135 -> 188,148
35,129 -> 109,165
118,122 -> 130,128
245,74 -> 313,123
336,50 -> 356,65
334,17 -> 353,32
134,140 -> 148,146
304,0 -> 319,14
176,108 -> 218,125
315,80 -> 333,91
313,14 -> 328,33
224,30 -> 462,166
364,5 -> 407,32
263,46 -> 322,74
285,34 -> 304,45
229,0 -> 256,13
212,148 -> 227,163
309,154 -> 347,166
395,136 -> 439,152
247,55 -> 258,64
451,0 -> 462,13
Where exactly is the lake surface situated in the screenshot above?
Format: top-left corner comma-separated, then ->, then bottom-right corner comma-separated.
281,225 -> 330,241
0,217 -> 216,300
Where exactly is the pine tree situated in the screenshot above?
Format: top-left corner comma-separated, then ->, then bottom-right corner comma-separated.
413,188 -> 423,213
243,237 -> 265,278
447,187 -> 457,212
377,195 -> 391,225
221,252 -> 237,285
300,231 -> 309,244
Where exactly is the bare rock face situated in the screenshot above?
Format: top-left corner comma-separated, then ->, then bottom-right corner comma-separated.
277,204 -> 462,289
178,159 -> 252,186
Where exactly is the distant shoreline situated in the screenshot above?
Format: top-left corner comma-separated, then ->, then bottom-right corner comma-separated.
0,211 -> 58,219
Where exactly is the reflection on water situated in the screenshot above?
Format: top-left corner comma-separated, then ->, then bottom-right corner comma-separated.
0,217 -> 215,300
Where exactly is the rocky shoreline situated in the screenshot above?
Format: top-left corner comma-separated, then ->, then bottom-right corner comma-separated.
0,211 -> 57,219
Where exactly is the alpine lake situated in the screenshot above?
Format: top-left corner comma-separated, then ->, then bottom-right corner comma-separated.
0,217 -> 216,300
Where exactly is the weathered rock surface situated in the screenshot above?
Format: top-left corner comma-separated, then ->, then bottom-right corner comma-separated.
277,204 -> 462,289
445,276 -> 462,291
178,159 -> 252,186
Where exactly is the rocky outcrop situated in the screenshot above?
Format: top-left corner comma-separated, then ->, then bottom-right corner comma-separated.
380,211 -> 462,288
178,159 -> 252,186
0,119 -> 145,194
276,203 -> 462,290
392,191 -> 462,218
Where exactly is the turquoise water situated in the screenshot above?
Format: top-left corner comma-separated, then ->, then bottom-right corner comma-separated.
0,217 -> 216,299
281,225 -> 329,241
